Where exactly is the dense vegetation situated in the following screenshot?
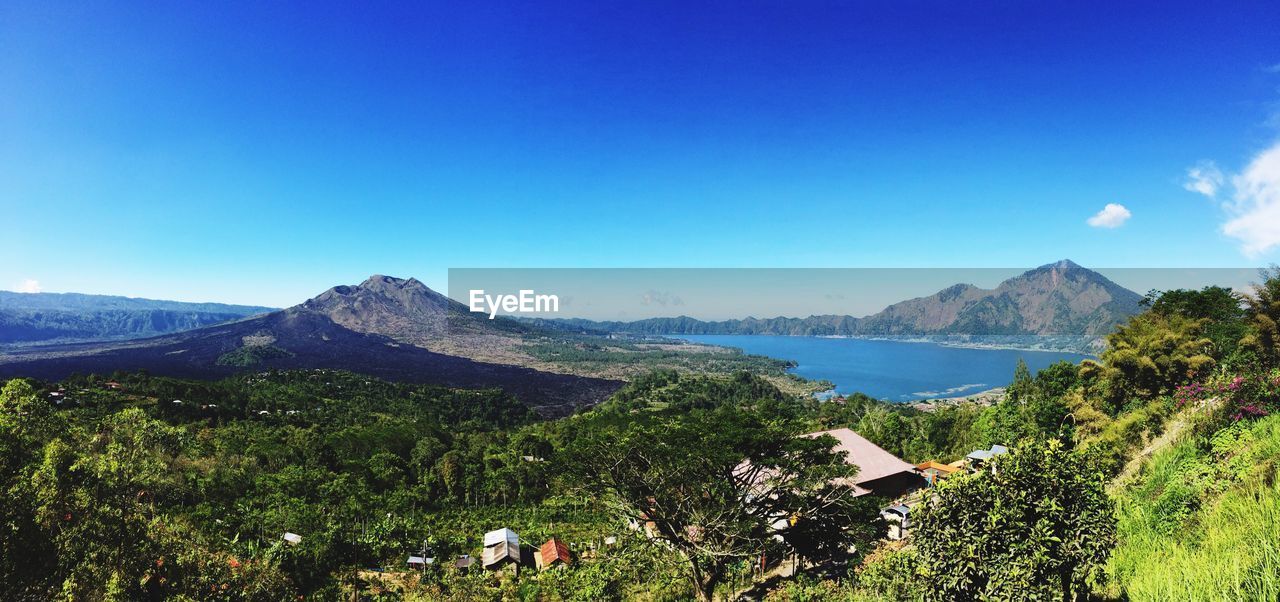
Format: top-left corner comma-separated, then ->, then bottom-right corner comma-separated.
1106,408 -> 1280,600
0,366 -> 860,600
520,336 -> 824,395
4,275 -> 1280,600
773,280 -> 1280,601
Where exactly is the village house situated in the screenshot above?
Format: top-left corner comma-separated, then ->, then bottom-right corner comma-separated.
965,444 -> 1009,471
537,538 -> 572,570
800,428 -> 926,498
916,460 -> 963,486
481,528 -> 523,575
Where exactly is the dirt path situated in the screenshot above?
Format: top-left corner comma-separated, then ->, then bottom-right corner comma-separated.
1108,398 -> 1219,493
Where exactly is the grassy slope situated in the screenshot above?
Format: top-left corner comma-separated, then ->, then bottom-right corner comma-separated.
1104,412 -> 1280,601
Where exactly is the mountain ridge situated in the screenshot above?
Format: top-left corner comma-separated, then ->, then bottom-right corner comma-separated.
0,262 -> 1140,410
531,260 -> 1143,337
0,277 -> 618,414
0,291 -> 276,346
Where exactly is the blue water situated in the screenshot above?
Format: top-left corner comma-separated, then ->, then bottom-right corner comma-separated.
675,335 -> 1092,402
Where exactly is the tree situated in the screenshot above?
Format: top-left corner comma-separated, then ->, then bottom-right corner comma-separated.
27,408 -> 188,600
1145,286 -> 1247,359
436,451 -> 465,500
1006,359 -> 1034,403
0,379 -> 55,441
1033,360 -> 1081,401
0,380 -> 59,598
366,450 -> 406,491
567,407 -> 866,602
912,439 -> 1115,601
1081,311 -> 1215,414
1242,267 -> 1280,366
781,494 -> 881,568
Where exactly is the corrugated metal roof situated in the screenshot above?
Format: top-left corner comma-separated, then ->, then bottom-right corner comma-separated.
482,541 -> 519,567
967,444 -> 1010,462
916,460 -> 961,474
540,538 -> 571,566
802,428 -> 917,485
483,528 -> 519,548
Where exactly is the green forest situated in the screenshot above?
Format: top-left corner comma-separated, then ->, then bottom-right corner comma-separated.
3,274 -> 1280,601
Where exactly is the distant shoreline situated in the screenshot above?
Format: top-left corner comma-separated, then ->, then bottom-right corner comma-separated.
908,386 -> 1007,410
818,335 -> 1100,355
668,334 -> 1090,404
815,385 -> 1007,407
665,333 -> 1101,356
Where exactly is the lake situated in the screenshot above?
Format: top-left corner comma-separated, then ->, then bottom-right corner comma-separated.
674,335 -> 1093,402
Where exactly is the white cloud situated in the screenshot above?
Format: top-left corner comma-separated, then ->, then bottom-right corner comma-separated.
1183,161 -> 1224,198
1221,142 -> 1280,257
1087,203 -> 1132,228
17,279 -> 42,293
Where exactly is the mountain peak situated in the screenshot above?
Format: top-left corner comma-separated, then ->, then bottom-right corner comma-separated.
1017,259 -> 1095,283
303,274 -> 446,314
358,274 -> 425,291
1027,259 -> 1084,275
851,260 -> 1143,336
295,275 -> 451,343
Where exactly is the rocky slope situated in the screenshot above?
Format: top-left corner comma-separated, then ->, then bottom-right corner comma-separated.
0,277 -> 618,414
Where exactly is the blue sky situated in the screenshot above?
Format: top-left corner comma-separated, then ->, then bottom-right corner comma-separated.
2,1 -> 1279,307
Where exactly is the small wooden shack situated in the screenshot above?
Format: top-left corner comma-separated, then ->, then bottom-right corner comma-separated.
537,538 -> 572,570
482,528 -> 522,575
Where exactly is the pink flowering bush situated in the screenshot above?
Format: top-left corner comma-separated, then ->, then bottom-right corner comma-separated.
1174,370 -> 1280,423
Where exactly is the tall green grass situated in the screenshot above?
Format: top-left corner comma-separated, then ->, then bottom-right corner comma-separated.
1106,414 -> 1280,601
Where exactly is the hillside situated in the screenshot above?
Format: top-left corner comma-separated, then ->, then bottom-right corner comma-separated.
1105,409 -> 1280,600
539,260 -> 1143,340
0,278 -> 619,414
861,260 -> 1144,335
0,291 -> 274,346
0,274 -> 1274,601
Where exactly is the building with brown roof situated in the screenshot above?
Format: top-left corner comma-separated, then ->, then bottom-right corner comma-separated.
537,538 -> 572,569
801,428 -> 925,499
